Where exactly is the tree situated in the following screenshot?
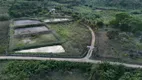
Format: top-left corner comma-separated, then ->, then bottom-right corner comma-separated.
115,13 -> 131,22
119,71 -> 142,80
107,30 -> 119,39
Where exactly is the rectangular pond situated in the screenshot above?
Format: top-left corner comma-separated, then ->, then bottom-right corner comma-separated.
44,18 -> 71,23
14,20 -> 41,26
15,45 -> 65,53
14,26 -> 48,35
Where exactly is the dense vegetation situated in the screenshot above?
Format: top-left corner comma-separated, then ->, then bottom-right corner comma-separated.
0,14 -> 10,21
0,21 -> 9,54
83,0 -> 142,9
0,60 -> 91,80
110,13 -> 142,32
9,1 -> 48,18
8,0 -> 82,18
0,60 -> 142,80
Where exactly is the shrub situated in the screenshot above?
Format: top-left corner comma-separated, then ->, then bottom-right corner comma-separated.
110,13 -> 142,32
96,21 -> 104,28
0,14 -> 10,21
107,30 -> 119,39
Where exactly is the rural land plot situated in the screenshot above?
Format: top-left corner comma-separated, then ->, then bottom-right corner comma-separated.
9,19 -> 63,52
48,22 -> 91,56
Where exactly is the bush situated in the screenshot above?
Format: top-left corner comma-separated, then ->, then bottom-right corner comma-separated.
107,30 -> 119,39
0,14 -> 10,21
96,21 -> 104,28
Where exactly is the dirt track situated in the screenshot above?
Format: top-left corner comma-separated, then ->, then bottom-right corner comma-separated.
84,25 -> 95,59
0,56 -> 142,68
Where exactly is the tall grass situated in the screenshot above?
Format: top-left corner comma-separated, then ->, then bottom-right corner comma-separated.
0,21 -> 10,54
0,14 -> 10,21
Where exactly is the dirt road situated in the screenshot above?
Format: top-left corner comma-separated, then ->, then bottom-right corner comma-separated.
84,25 -> 95,59
0,56 -> 142,68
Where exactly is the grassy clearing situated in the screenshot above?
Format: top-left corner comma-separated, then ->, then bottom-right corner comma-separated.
48,22 -> 91,56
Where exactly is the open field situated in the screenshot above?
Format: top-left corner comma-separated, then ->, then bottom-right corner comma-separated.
48,22 -> 91,56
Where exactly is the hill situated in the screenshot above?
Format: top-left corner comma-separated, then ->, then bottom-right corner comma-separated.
83,0 -> 142,9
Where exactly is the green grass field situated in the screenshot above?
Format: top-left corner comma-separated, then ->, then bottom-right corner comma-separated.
48,22 -> 91,56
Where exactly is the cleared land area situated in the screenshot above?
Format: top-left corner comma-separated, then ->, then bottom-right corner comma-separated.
48,22 -> 91,56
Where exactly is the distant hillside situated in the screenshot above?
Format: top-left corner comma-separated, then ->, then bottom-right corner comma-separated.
83,0 -> 142,9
